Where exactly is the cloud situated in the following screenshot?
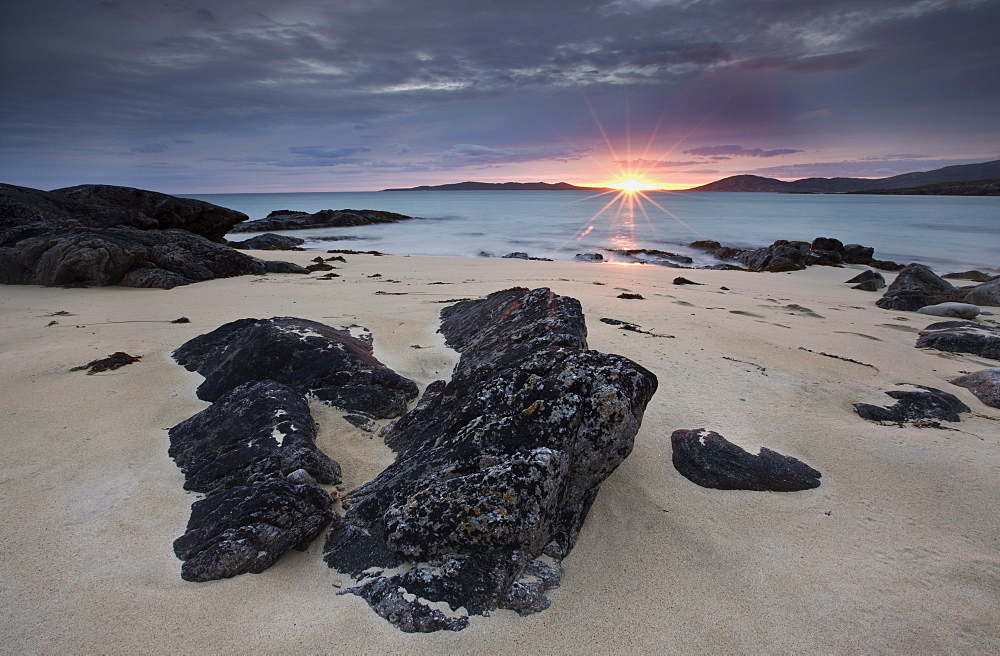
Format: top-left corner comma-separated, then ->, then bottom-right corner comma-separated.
612,159 -> 700,168
130,142 -> 169,154
287,146 -> 372,160
737,50 -> 884,74
428,143 -> 591,168
684,145 -> 803,159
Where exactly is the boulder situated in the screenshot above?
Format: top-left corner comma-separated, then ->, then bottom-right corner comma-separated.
168,380 -> 341,493
670,429 -> 821,492
229,208 -> 413,233
229,233 -> 306,251
328,288 -> 657,632
172,475 -> 333,582
841,243 -> 875,264
916,302 -> 981,319
958,278 -> 1000,307
574,253 -> 604,262
845,269 -> 886,291
943,270 -> 992,282
950,368 -> 1000,409
172,316 -> 419,414
916,321 -> 1000,360
853,384 -> 971,423
875,264 -> 958,311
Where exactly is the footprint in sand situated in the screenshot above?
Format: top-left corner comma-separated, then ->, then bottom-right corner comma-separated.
878,324 -> 920,333
730,310 -> 764,318
672,301 -> 695,307
834,331 -> 883,341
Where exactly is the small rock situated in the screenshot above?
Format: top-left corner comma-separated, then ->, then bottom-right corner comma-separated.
916,302 -> 981,319
70,351 -> 141,374
617,293 -> 644,300
853,384 -> 971,423
845,269 -> 886,291
172,317 -> 191,324
950,368 -> 1000,409
670,429 -> 821,491
574,253 -> 604,262
673,277 -> 702,285
916,321 -> 1000,360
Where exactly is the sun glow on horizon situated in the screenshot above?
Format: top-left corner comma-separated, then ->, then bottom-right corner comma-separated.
608,177 -> 661,192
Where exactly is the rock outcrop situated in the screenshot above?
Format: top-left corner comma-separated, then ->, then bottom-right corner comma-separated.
853,384 -> 971,423
950,368 -> 1000,409
229,233 -> 306,251
326,288 -> 658,632
168,380 -> 341,493
915,321 -> 1000,360
689,237 -> 902,273
229,208 -> 414,233
670,429 -> 821,491
172,317 -> 419,416
876,264 -> 958,311
0,183 -> 305,288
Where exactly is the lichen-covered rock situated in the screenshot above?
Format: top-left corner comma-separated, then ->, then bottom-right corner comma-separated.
876,264 -> 958,311
168,380 -> 341,493
670,429 -> 821,491
950,368 -> 1000,409
916,302 -> 981,319
853,384 -> 971,423
915,321 -> 1000,360
172,316 -> 419,414
172,475 -> 333,582
327,288 -> 657,632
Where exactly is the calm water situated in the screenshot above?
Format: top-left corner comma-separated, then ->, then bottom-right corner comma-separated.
184,191 -> 999,274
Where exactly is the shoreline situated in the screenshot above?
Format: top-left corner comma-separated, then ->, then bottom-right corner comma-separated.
1,253 -> 998,653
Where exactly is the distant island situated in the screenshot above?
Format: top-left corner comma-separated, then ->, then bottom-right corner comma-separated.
381,181 -> 610,192
684,159 -> 1000,194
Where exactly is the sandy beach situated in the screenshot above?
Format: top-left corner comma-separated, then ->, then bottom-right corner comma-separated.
1,252 -> 997,654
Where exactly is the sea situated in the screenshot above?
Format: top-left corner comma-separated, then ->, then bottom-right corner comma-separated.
183,190 -> 999,274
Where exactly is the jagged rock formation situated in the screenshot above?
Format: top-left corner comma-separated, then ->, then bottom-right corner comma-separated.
916,321 -> 1000,360
168,380 -> 341,493
853,384 -> 971,423
950,368 -> 1000,409
172,316 -> 419,416
229,208 -> 414,233
670,429 -> 821,491
876,264 -> 959,311
173,475 -> 333,582
325,288 -> 658,632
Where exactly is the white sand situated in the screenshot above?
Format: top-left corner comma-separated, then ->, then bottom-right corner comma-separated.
1,253 -> 997,654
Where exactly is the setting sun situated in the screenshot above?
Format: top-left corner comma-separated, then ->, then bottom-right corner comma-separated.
610,178 -> 661,192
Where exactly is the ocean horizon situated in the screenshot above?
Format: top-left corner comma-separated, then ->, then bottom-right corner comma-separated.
184,190 -> 999,274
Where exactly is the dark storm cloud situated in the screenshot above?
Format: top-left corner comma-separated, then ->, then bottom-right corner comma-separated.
1,0 -> 998,190
684,145 -> 804,159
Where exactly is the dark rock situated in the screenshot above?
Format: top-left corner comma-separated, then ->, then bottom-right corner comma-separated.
959,278 -> 1000,307
950,368 -> 1000,409
266,209 -> 308,218
608,249 -> 693,265
841,243 -> 875,264
574,253 -> 604,262
690,240 -> 721,249
172,316 -> 419,414
870,259 -> 906,271
811,237 -> 844,253
327,288 -> 657,631
1,183 -> 248,243
943,270 -> 992,282
853,384 -> 971,423
229,209 -> 414,233
172,475 -> 333,582
70,351 -> 141,374
618,292 -> 644,299
263,260 -> 309,274
915,321 -> 1000,360
172,317 -> 191,324
306,262 -> 335,272
875,264 -> 958,311
0,224 -> 303,289
673,277 -> 702,285
168,380 -> 341,493
229,233 -> 306,251
845,269 -> 886,291
738,240 -> 810,272
670,429 -> 821,492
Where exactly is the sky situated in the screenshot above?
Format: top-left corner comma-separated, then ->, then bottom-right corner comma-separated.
2,0 -> 999,193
